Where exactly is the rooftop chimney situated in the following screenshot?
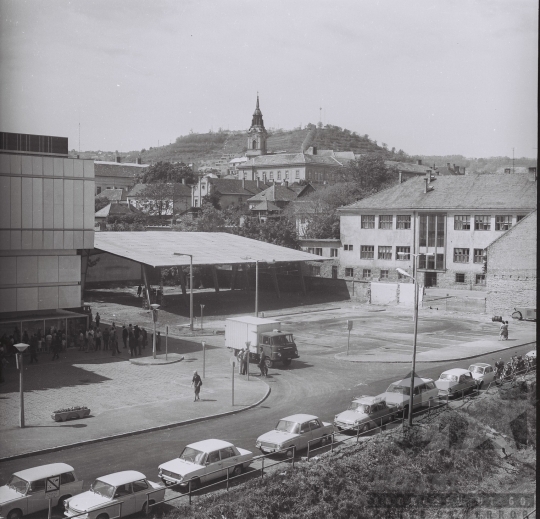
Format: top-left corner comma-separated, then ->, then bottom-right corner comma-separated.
242,178 -> 245,190
417,159 -> 422,165
116,156 -> 121,163
424,178 -> 429,193
136,157 -> 142,165
312,146 -> 317,155
398,171 -> 403,184
463,167 -> 466,175
528,167 -> 537,181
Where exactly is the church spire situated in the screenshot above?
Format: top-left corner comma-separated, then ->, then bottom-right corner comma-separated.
246,93 -> 267,158
251,94 -> 265,129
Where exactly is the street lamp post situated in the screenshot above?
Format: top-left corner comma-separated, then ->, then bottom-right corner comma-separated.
150,303 -> 160,359
14,343 -> 29,428
173,253 -> 194,330
396,252 -> 433,427
200,304 -> 205,330
243,257 -> 275,318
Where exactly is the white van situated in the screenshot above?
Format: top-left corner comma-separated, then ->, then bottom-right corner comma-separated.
0,463 -> 83,519
382,377 -> 438,414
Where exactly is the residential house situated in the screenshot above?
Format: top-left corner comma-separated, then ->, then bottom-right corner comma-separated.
246,182 -> 315,219
96,188 -> 127,203
94,157 -> 148,195
127,182 -> 192,215
191,177 -> 271,209
299,238 -> 341,278
336,173 -> 537,288
95,201 -> 141,226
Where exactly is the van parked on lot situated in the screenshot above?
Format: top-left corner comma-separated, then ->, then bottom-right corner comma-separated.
382,377 -> 438,415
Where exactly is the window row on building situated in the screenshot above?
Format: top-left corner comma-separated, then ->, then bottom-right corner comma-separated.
342,244 -> 412,260
453,248 -> 486,263
455,272 -> 486,285
454,214 -> 525,231
343,267 -> 407,280
304,247 -> 339,257
359,215 -> 412,229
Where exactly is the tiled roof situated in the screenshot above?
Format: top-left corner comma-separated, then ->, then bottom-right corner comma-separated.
386,161 -> 433,174
95,202 -> 141,218
238,152 -> 342,169
247,184 -> 299,203
98,188 -> 126,201
250,200 -> 282,212
94,161 -> 149,178
126,183 -> 192,197
208,178 -> 271,195
339,174 -> 538,212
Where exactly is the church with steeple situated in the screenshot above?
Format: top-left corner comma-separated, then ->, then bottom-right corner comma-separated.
245,94 -> 267,158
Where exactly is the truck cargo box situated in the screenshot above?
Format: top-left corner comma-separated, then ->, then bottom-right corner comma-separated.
225,316 -> 281,353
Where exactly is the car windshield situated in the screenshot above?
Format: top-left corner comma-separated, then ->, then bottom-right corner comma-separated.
386,384 -> 410,395
468,366 -> 484,374
90,480 -> 114,499
7,475 -> 28,493
284,334 -> 294,343
275,420 -> 300,433
179,447 -> 206,465
348,402 -> 369,413
439,374 -> 458,381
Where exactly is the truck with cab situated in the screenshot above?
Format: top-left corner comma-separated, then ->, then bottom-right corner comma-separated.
225,316 -> 299,368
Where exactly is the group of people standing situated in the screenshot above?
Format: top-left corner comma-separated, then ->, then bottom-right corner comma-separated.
237,346 -> 268,377
121,323 -> 159,357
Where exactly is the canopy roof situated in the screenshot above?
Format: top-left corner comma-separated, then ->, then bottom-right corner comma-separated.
94,231 -> 325,268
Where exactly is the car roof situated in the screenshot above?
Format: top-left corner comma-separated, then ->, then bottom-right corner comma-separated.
281,414 -> 319,423
389,377 -> 433,387
97,471 -> 146,486
14,463 -> 75,481
353,396 -> 385,405
441,368 -> 471,375
185,439 -> 234,452
469,363 -> 491,368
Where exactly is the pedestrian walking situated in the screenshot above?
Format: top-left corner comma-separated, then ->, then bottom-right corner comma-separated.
191,371 -> 202,401
111,324 -> 120,356
45,331 -> 52,354
128,325 -> 136,357
122,325 -> 128,349
499,321 -> 508,341
87,328 -> 95,352
103,326 -> 110,351
29,334 -> 39,364
78,330 -> 84,351
239,348 -> 246,375
95,328 -> 102,351
137,285 -> 143,298
156,331 -> 161,351
95,312 -> 101,328
258,347 -> 268,377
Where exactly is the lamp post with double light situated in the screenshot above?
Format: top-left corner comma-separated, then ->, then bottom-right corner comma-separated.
396,251 -> 433,427
243,257 -> 276,317
14,343 -> 29,428
173,253 -> 194,330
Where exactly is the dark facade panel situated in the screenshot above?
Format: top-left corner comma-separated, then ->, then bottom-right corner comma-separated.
0,132 -> 68,156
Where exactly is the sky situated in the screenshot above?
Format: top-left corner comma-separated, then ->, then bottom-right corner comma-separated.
0,0 -> 537,158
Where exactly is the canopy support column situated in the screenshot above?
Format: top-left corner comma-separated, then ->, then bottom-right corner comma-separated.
142,265 -> 153,309
211,266 -> 220,292
270,266 -> 281,299
179,269 -> 187,296
230,264 -> 238,290
80,250 -> 90,305
243,264 -> 251,291
297,262 -> 307,295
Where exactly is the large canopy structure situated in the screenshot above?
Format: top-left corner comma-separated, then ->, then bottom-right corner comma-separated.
93,231 -> 323,267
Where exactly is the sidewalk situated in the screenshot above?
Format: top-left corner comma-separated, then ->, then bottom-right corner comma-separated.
0,336 -> 268,461
335,327 -> 536,363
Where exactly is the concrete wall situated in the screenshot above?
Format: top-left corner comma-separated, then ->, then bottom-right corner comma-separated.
86,252 -> 142,286
0,152 -> 94,315
486,212 -> 537,316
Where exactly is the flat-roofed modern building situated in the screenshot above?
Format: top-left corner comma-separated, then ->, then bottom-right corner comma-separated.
0,132 -> 95,337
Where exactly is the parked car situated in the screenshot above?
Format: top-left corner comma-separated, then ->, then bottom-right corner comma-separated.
435,368 -> 477,397
158,439 -> 253,490
64,471 -> 164,519
467,363 -> 496,388
255,414 -> 333,457
0,463 -> 83,519
382,377 -> 438,415
525,350 -> 536,359
334,395 -> 397,433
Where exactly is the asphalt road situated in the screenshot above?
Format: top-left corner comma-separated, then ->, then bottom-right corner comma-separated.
0,339 -> 533,494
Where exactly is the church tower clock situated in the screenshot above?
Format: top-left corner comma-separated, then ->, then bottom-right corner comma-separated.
246,94 -> 267,157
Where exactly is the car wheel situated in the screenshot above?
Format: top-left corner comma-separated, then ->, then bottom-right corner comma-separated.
285,447 -> 295,458
57,495 -> 71,511
7,509 -> 22,519
141,500 -> 155,515
232,465 -> 243,477
282,358 -> 292,367
360,423 -> 370,433
264,358 -> 273,369
96,514 -> 109,519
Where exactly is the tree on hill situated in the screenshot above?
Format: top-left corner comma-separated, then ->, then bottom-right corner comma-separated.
140,161 -> 196,184
339,154 -> 397,194
232,216 -> 299,249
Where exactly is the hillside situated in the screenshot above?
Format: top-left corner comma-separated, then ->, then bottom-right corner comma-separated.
413,154 -> 537,174
75,125 -> 406,164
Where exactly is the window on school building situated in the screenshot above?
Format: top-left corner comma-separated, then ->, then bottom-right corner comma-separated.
296,170 -> 300,179
345,268 -> 354,277
379,215 -> 393,229
380,270 -> 389,279
517,215 -> 526,223
454,248 -> 470,263
454,215 -> 471,230
396,246 -> 410,260
277,171 -> 281,180
378,246 -> 392,260
396,215 -> 411,229
473,249 -> 485,263
360,245 -> 374,259
362,269 -> 371,279
419,214 -> 445,247
285,171 -> 289,178
495,215 -> 512,231
475,274 -> 486,285
344,244 -> 353,251
330,248 -> 339,257
418,254 -> 445,270
361,215 -> 375,229
455,273 -> 466,283
269,171 -> 274,179
474,215 -> 491,230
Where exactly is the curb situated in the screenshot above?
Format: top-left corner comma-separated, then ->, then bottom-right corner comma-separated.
0,380 -> 271,463
334,340 -> 536,364
129,354 -> 185,365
